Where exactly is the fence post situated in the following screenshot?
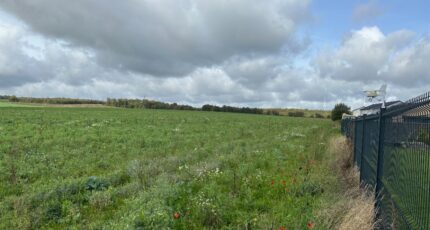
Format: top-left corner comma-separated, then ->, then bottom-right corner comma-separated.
353,119 -> 358,166
359,114 -> 367,185
374,107 -> 386,223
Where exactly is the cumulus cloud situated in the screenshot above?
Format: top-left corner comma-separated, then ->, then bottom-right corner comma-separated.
315,26 -> 429,86
0,0 -> 311,77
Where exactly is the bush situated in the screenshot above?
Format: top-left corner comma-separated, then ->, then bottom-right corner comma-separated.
45,203 -> 63,222
417,129 -> 430,145
85,176 -> 110,191
331,103 -> 351,121
265,110 -> 280,116
288,111 -> 305,117
9,95 -> 18,102
315,113 -> 325,119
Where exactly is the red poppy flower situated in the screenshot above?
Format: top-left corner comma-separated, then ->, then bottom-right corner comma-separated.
173,212 -> 180,219
279,227 -> 286,230
307,221 -> 314,229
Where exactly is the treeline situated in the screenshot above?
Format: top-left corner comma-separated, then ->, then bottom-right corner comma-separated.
106,99 -> 274,115
287,111 -> 305,117
2,95 -> 283,116
106,98 -> 196,110
202,104 -> 280,115
7,96 -> 104,104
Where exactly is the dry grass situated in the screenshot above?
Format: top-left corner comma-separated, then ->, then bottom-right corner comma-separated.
321,136 -> 378,230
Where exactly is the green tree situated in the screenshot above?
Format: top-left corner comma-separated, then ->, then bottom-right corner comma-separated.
331,103 -> 351,121
9,95 -> 18,102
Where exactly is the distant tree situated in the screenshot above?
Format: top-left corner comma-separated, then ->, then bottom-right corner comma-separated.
331,103 -> 351,121
288,111 -> 305,117
265,110 -> 280,116
314,113 -> 324,119
9,95 -> 18,102
202,104 -> 214,111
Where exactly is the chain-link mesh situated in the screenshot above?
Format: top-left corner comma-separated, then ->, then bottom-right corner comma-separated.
341,92 -> 430,230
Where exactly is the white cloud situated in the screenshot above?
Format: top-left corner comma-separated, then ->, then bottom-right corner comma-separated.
316,26 -> 422,85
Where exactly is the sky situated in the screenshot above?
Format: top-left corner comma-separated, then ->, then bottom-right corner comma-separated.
0,0 -> 429,109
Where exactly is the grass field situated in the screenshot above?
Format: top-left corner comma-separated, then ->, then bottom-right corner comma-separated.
0,107 -> 340,229
0,100 -> 36,108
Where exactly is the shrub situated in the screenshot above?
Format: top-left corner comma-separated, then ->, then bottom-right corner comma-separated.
9,95 -> 19,102
315,113 -> 325,119
265,110 -> 280,116
45,203 -> 62,222
331,103 -> 351,121
417,129 -> 430,145
288,111 -> 305,117
85,176 -> 110,191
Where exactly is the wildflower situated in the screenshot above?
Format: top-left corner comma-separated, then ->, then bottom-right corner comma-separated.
280,227 -> 286,230
307,221 -> 314,229
173,212 -> 180,219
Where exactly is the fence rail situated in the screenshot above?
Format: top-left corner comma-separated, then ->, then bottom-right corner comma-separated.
341,92 -> 430,230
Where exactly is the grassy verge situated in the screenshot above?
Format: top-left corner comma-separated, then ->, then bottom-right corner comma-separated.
319,136 -> 377,229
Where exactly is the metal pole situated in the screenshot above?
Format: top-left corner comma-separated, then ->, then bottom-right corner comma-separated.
374,107 -> 386,225
360,114 -> 367,185
353,119 -> 358,166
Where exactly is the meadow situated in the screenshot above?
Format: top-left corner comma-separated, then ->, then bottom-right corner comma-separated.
0,99 -> 35,108
0,107 -> 341,229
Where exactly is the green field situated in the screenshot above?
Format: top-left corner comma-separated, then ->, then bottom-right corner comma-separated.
0,100 -> 35,107
0,107 -> 340,229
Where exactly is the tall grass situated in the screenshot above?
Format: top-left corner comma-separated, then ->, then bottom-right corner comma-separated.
320,136 -> 378,230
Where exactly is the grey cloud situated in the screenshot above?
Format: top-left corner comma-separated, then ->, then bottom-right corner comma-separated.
0,0 -> 311,77
223,56 -> 282,89
0,25 -> 51,87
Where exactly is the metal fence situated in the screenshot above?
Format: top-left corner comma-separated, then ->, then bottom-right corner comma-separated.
341,92 -> 430,230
